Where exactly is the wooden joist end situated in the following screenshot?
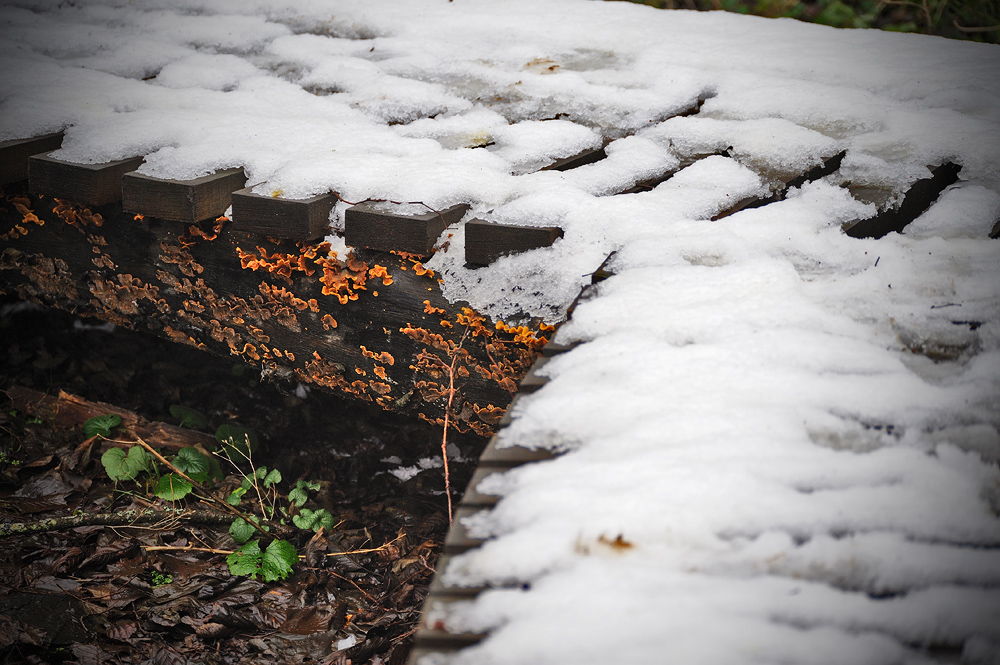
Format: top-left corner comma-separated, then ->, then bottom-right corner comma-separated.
465,220 -> 563,267
345,202 -> 469,257
0,132 -> 64,185
122,168 -> 246,224
231,188 -> 337,241
29,153 -> 144,207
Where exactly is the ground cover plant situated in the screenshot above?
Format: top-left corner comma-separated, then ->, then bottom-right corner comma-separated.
0,300 -> 487,664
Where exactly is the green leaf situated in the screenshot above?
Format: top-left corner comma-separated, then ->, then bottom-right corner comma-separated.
172,447 -> 210,483
262,539 -> 297,582
229,517 -> 256,544
215,424 -> 258,459
288,486 -> 308,508
168,405 -> 207,430
292,508 -> 335,532
84,414 -> 122,439
227,540 -> 262,579
101,446 -> 150,481
227,486 -> 247,506
154,473 -> 193,500
263,469 -> 281,487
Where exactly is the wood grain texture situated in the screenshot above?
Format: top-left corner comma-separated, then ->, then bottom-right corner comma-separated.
122,168 -> 246,223
464,220 -> 563,267
231,188 -> 336,241
29,154 -> 144,206
844,162 -> 962,239
345,202 -> 469,256
0,133 -> 64,185
542,146 -> 607,171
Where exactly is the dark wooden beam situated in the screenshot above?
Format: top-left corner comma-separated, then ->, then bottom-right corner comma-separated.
0,133 -> 64,185
712,150 -> 848,220
29,154 -> 144,206
844,162 -> 962,239
231,188 -> 336,241
542,146 -> 607,172
464,220 -> 563,267
122,168 -> 246,224
345,202 -> 469,257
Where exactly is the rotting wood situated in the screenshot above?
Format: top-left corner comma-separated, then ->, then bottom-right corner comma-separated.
0,188 -> 548,434
345,202 -> 469,257
4,385 -> 217,452
0,132 -> 64,185
0,508 -> 233,538
844,162 -> 962,239
464,220 -> 564,267
232,188 -> 337,241
122,168 -> 246,224
29,154 -> 145,207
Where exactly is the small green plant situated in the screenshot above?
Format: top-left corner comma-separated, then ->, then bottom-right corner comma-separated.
97,426 -> 330,583
150,571 -> 173,587
83,414 -> 121,440
169,405 -> 208,430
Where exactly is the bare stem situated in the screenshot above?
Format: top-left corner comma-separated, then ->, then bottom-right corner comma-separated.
441,325 -> 472,524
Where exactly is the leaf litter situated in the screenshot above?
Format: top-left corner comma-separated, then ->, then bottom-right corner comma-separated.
0,301 -> 485,664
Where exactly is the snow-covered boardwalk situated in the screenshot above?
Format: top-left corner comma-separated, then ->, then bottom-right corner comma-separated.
3,1 -> 999,663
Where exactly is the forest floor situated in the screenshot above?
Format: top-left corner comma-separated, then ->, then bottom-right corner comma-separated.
0,299 -> 486,665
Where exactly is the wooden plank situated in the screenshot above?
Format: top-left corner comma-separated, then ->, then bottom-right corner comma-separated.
991,219 -> 1000,239
459,466 -> 505,508
345,202 -> 469,257
464,220 -> 563,267
844,162 -> 963,239
0,133 -> 64,185
29,154 -> 144,206
427,555 -> 487,597
122,168 -> 245,224
443,505 -> 488,554
518,356 -> 550,393
541,146 -> 607,172
478,434 -> 557,467
231,188 -> 336,241
712,150 -> 848,220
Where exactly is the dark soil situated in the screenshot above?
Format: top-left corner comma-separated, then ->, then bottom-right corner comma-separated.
0,298 -> 487,664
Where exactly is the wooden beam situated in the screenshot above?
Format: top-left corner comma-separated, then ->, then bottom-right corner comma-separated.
844,162 -> 962,239
345,202 -> 469,257
29,154 -> 144,207
122,168 -> 246,223
231,188 -> 336,241
464,220 -> 563,267
712,150 -> 848,220
542,146 -> 607,172
0,133 -> 64,185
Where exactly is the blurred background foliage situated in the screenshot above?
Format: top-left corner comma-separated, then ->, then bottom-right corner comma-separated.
613,0 -> 1000,43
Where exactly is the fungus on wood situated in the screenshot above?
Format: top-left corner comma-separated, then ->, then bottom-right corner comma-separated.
0,186 -> 549,434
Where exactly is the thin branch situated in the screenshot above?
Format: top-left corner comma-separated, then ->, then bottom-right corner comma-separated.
129,437 -> 270,539
325,533 -> 404,557
142,544 -> 234,555
441,324 -> 472,524
0,508 -> 232,538
953,20 -> 1000,32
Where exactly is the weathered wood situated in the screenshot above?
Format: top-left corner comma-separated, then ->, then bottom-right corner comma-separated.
0,191 -> 546,433
0,133 -> 64,185
122,168 -> 246,223
542,146 -> 607,171
29,154 -> 145,206
345,202 -> 469,257
464,220 -> 564,267
844,162 -> 963,239
712,150 -> 848,220
991,219 -> 1000,239
4,385 -> 216,452
231,188 -> 336,241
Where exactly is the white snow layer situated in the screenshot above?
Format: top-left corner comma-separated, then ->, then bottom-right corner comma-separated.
2,1 -> 999,663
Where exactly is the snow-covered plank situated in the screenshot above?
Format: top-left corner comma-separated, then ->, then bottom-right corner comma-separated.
845,161 -> 962,238
0,132 -> 63,185
345,202 -> 469,257
29,154 -> 143,207
122,168 -> 246,224
541,146 -> 607,171
231,188 -> 337,241
464,221 -> 564,267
